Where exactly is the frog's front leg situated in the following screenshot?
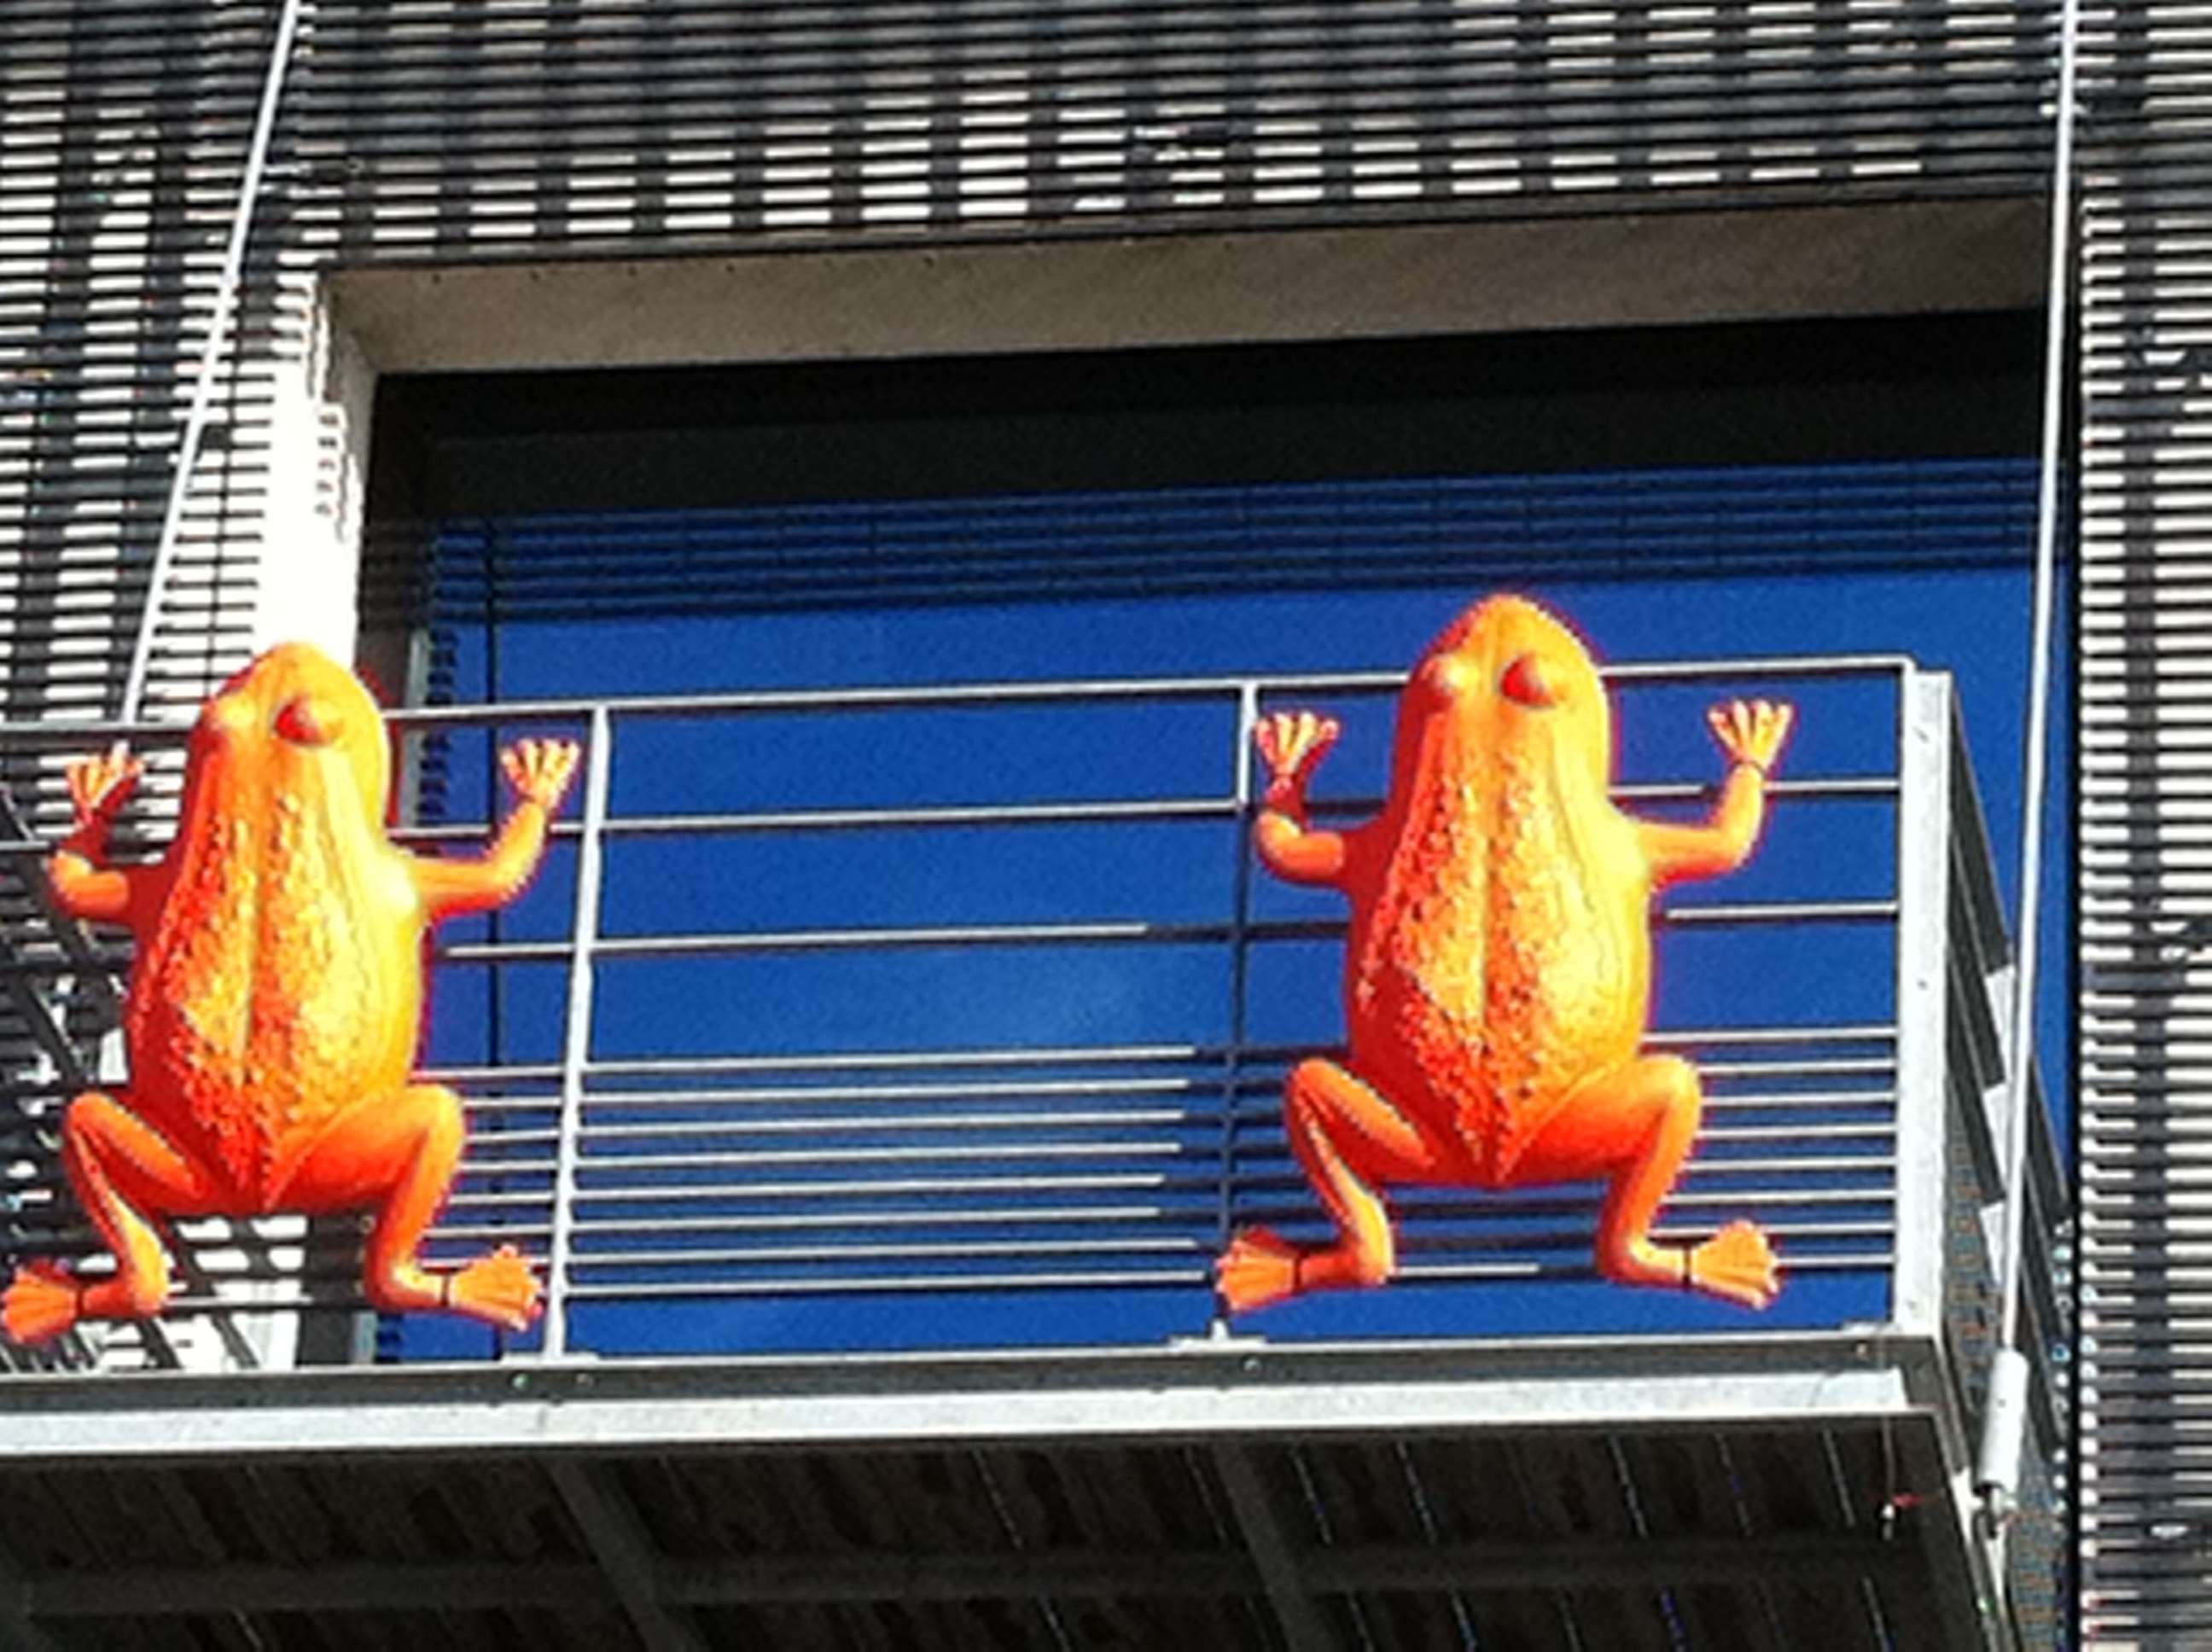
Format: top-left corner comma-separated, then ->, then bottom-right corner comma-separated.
1512,1055 -> 1779,1309
1639,698 -> 1795,887
412,738 -> 581,920
1217,1057 -> 1463,1313
3,1090 -> 218,1342
1251,711 -> 1350,887
46,750 -> 148,925
282,1085 -> 541,1331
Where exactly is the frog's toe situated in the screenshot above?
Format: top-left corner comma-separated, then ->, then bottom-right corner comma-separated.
3,1260 -> 82,1345
442,1245 -> 543,1331
1690,1219 -> 1780,1311
1217,1227 -> 1304,1315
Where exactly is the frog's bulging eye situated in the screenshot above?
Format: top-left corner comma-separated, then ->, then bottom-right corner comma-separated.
273,695 -> 341,747
1499,654 -> 1557,709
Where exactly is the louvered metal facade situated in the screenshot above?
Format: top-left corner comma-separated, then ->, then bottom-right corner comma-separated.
0,1 -> 2099,1648
2078,3 -> 2212,1645
3,0 -> 2065,724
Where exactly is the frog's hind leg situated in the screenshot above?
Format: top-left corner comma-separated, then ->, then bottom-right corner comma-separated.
282,1084 -> 541,1332
1515,1054 -> 1779,1310
1218,1057 -> 1455,1313
3,1091 -> 219,1343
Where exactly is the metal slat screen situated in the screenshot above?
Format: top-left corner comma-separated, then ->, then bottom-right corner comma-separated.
405,458 -> 2042,625
2081,2 -> 2212,1642
4,0 -> 2056,724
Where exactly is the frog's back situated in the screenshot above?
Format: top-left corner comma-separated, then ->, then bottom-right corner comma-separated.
1347,737 -> 1652,1180
128,769 -> 423,1204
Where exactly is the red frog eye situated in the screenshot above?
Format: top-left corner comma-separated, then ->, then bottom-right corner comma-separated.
273,694 -> 341,747
1499,653 -> 1556,709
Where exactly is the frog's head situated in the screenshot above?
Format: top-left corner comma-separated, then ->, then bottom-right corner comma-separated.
1400,594 -> 1613,786
182,643 -> 390,833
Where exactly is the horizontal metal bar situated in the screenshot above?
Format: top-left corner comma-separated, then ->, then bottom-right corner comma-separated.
574,1108 -> 1220,1141
571,1235 -> 1211,1270
457,1024 -> 1896,1084
434,898 -> 1895,965
560,1171 -> 1215,1206
0,654 -> 1911,747
572,1140 -> 1206,1174
603,796 -> 1240,836
543,1247 -> 1897,1302
387,776 -> 1895,847
550,1104 -> 1895,1148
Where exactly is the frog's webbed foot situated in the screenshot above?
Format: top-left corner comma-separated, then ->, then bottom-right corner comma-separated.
1682,1219 -> 1780,1311
3,1259 -> 85,1345
439,1245 -> 542,1331
1217,1227 -> 1305,1314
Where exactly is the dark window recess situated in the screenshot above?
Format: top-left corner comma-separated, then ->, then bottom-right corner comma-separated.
360,314 -> 2041,640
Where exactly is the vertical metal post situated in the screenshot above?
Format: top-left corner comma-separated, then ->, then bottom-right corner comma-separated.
543,704 -> 613,1359
1978,0 -> 2083,1519
1890,666 -> 1953,1338
1212,682 -> 1262,1331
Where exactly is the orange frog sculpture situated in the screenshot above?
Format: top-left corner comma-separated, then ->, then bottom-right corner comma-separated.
3,643 -> 579,1343
1218,595 -> 1794,1315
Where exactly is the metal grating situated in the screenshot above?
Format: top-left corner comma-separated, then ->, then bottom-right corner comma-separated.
2077,1 -> 2212,1642
0,1387 -> 1976,1652
282,0 -> 2056,257
2,0 -> 2061,720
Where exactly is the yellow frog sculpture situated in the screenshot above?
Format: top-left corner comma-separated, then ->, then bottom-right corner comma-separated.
1218,595 -> 1793,1315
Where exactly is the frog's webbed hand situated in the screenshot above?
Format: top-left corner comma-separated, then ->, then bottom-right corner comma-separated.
47,750 -> 147,924
1639,697 -> 1796,887
502,736 -> 582,812
1708,697 -> 1794,774
414,736 -> 583,919
1253,710 -> 1349,887
67,749 -> 141,829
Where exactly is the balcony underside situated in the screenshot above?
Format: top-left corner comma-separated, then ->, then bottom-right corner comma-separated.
0,1334 -> 1982,1652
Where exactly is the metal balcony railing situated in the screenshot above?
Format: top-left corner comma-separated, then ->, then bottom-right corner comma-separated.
0,654 -> 2062,1393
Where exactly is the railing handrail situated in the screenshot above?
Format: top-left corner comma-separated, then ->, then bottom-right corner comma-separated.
0,650 -> 1929,748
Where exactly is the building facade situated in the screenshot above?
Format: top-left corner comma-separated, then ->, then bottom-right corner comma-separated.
0,0 -> 2168,1644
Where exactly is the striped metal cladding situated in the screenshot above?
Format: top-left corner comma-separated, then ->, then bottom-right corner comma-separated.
0,5 -> 2085,1640
3,0 -> 2057,724
0,1406 -> 2008,1649
2078,3 -> 2212,1643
